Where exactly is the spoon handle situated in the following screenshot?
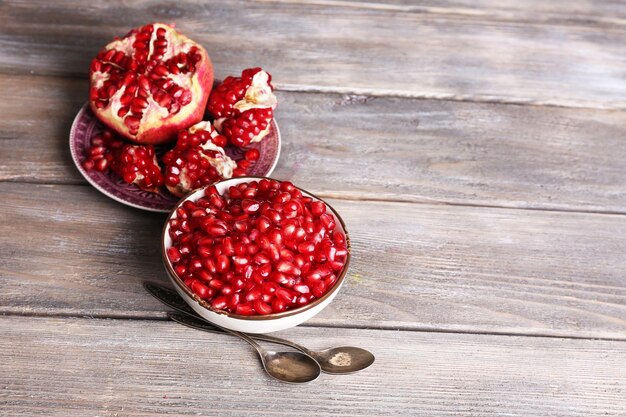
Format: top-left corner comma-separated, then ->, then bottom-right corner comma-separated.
167,311 -> 307,352
168,312 -> 266,352
144,281 -> 198,316
144,281 -> 311,353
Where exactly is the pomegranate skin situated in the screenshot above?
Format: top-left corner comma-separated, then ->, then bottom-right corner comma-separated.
89,23 -> 214,145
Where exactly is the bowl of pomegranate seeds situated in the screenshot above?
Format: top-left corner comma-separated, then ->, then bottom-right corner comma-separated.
162,177 -> 350,333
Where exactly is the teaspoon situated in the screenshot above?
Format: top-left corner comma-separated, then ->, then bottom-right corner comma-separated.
144,281 -> 375,374
168,312 -> 320,383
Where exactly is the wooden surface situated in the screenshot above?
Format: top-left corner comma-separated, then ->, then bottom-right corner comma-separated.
1,1 -> 625,416
2,74 -> 626,213
2,316 -> 626,417
2,0 -> 626,109
2,182 -> 626,339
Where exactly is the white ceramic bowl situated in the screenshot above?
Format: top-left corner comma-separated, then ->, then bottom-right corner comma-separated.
161,177 -> 351,333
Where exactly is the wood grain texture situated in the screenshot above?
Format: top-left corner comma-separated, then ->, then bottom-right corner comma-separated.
272,0 -> 626,27
1,316 -> 625,417
1,1 -> 626,108
1,182 -> 625,339
2,74 -> 626,213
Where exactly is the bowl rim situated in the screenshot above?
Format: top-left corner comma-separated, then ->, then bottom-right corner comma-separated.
161,176 -> 351,321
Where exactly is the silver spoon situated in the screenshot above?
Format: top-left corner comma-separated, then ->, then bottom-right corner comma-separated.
168,312 -> 320,384
144,282 -> 375,374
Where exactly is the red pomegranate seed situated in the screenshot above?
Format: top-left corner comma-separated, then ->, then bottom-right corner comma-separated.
167,247 -> 181,263
245,287 -> 262,302
293,283 -> 310,294
236,303 -> 255,315
245,148 -> 260,161
272,298 -> 287,312
216,254 -> 230,272
211,296 -> 227,310
312,281 -> 327,298
191,280 -> 211,299
276,260 -> 300,276
311,201 -> 325,217
275,287 -> 296,303
254,300 -> 273,315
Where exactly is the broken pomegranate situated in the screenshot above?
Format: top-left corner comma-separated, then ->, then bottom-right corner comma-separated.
217,107 -> 274,148
83,129 -> 164,192
89,23 -> 213,145
162,121 -> 237,197
208,68 -> 277,147
166,179 -> 349,316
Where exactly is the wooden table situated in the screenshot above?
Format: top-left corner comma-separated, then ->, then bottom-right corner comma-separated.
1,1 -> 625,415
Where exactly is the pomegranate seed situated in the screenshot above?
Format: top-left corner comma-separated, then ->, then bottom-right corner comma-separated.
253,252 -> 269,265
167,247 -> 181,263
319,213 -> 336,230
232,256 -> 249,266
275,287 -> 295,303
272,298 -> 287,312
242,199 -> 260,214
297,242 -> 315,254
276,260 -> 300,276
258,264 -> 272,278
245,148 -> 260,161
236,304 -> 255,315
254,300 -> 273,315
191,280 -> 211,299
216,254 -> 230,272
245,288 -> 262,302
268,244 -> 281,262
174,264 -> 187,277
212,296 -> 227,310
311,201 -> 326,216
293,283 -> 310,294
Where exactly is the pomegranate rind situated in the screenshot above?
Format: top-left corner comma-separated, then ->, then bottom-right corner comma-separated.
89,23 -> 214,145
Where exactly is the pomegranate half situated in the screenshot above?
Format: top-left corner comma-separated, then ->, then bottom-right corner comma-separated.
89,23 -> 214,145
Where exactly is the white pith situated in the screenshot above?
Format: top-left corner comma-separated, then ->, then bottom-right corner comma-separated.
233,70 -> 277,113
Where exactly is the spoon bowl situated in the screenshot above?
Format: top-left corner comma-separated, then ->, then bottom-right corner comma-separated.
308,346 -> 376,374
262,351 -> 321,384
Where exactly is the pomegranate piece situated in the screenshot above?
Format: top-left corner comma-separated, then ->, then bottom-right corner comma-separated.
216,107 -> 274,148
89,23 -> 214,145
162,121 -> 236,197
208,68 -> 277,148
83,129 -> 164,192
167,180 -> 348,316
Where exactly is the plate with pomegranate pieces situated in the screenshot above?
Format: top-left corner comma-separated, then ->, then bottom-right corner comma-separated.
69,22 -> 280,212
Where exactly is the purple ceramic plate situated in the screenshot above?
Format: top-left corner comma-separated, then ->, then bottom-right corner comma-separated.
69,103 -> 281,212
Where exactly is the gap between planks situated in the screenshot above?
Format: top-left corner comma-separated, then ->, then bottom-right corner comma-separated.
2,311 -> 625,342
255,0 -> 626,30
1,70 -> 624,112
3,179 -> 626,218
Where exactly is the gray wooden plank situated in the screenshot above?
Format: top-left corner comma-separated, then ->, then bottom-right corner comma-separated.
277,0 -> 626,26
1,315 -> 625,417
1,182 -> 625,339
1,1 -> 626,108
2,74 -> 626,213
